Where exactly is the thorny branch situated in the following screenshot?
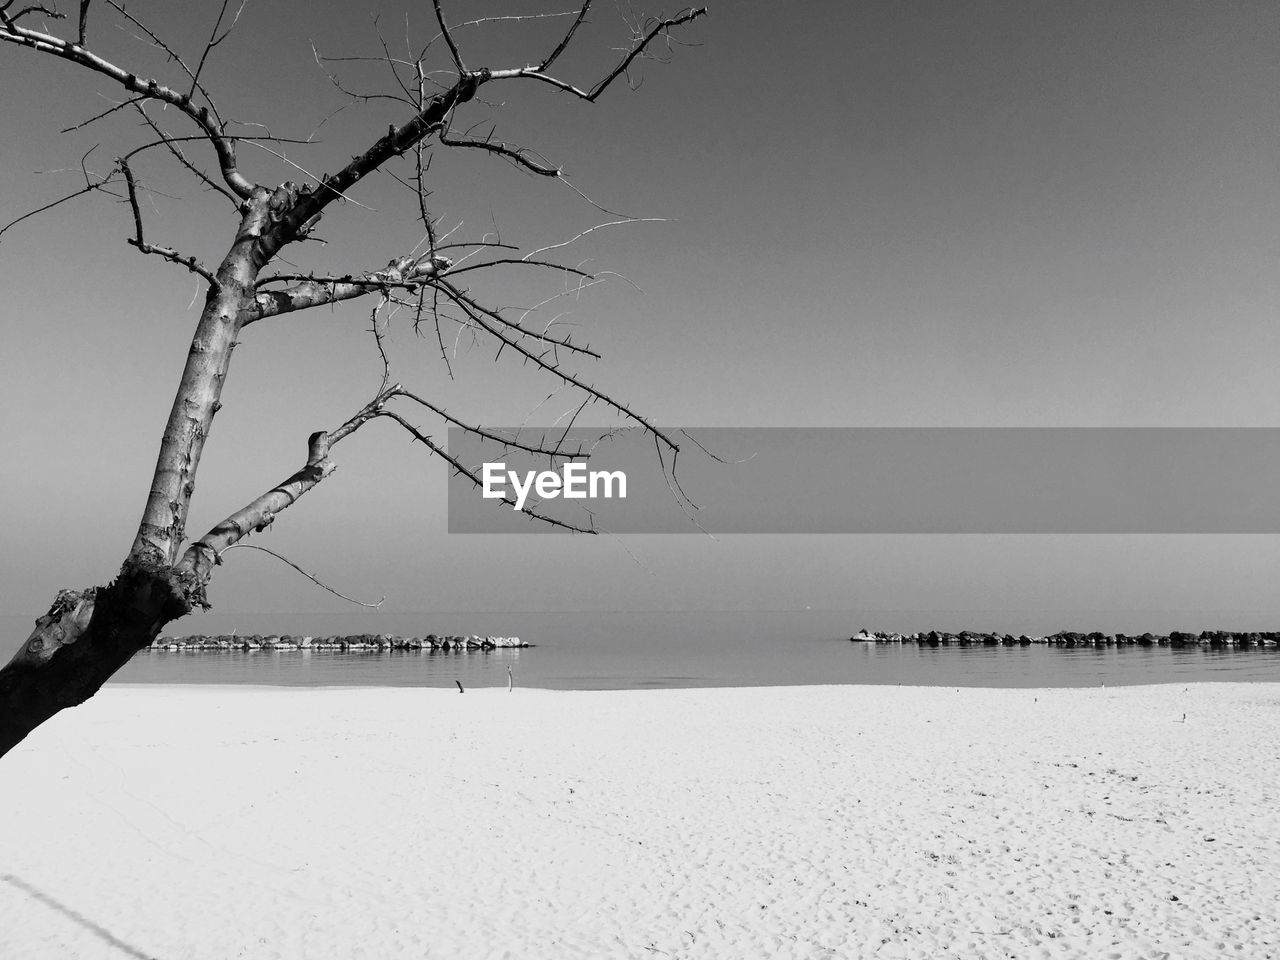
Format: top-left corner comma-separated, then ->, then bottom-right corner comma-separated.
59,93 -> 145,133
377,409 -> 597,533
486,6 -> 707,101
437,123 -> 561,177
390,386 -> 591,459
219,544 -> 385,608
189,0 -> 250,99
431,0 -> 465,71
177,392 -> 394,588
0,0 -> 709,757
0,8 -> 256,197
133,103 -> 241,206
0,145 -> 119,241
6,0 -> 706,558
245,254 -> 454,323
119,159 -> 218,284
102,0 -> 221,124
179,375 -> 598,592
539,0 -> 592,70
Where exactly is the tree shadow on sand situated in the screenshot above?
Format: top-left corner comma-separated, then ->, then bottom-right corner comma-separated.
2,873 -> 156,959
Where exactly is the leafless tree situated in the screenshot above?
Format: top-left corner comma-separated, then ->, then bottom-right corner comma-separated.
0,0 -> 707,757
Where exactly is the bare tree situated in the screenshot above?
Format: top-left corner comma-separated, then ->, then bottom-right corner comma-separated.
0,0 -> 707,757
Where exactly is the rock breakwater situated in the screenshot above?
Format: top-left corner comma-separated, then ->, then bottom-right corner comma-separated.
851,629 -> 1280,649
150,634 -> 528,652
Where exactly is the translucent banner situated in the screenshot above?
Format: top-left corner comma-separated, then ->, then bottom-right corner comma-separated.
447,427 -> 1280,534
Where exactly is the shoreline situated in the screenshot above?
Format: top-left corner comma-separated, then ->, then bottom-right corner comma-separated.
3,683 -> 1278,959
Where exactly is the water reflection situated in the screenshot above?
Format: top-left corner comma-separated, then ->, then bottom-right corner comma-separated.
117,647 -> 524,689
851,642 -> 1277,687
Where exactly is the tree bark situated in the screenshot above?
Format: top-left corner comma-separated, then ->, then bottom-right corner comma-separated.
130,184 -> 298,565
0,187 -> 298,757
0,559 -> 192,757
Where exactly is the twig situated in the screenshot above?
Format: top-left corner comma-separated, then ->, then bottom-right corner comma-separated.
377,409 -> 597,533
221,543 -> 385,608
59,93 -> 145,133
444,257 -> 593,280
540,1 -> 592,70
103,0 -> 220,123
438,123 -> 560,177
390,387 -> 590,459
431,0 -> 464,71
526,217 -> 666,260
487,7 -> 708,102
0,154 -> 118,241
188,0 -> 244,100
119,158 -> 218,284
134,103 -> 240,206
0,14 -> 256,197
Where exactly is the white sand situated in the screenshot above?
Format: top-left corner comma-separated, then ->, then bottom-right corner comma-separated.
1,683 -> 1278,960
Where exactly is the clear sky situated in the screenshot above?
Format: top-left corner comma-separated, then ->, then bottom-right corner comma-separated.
3,0 -> 1280,650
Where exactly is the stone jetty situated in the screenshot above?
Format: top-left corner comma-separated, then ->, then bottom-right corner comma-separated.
850,629 -> 1280,649
150,634 -> 529,652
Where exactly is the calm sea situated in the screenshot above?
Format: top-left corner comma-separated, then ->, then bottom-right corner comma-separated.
100,610 -> 1280,690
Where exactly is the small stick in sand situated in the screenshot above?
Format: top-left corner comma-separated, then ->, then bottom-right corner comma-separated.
456,680 -> 464,693
508,666 -> 513,692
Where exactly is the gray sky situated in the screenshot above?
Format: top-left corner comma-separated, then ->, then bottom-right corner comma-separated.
3,0 -> 1280,647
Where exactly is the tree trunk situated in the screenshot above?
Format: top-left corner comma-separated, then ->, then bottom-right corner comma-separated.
0,188 -> 292,758
130,185 -> 293,565
0,559 -> 192,757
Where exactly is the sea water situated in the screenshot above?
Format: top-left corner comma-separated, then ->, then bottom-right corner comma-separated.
103,610 -> 1280,690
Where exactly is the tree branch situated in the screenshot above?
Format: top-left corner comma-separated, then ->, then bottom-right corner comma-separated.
443,257 -> 593,280
429,276 -> 601,358
189,0 -> 249,99
430,276 -> 675,451
274,70 -> 485,242
119,159 -> 218,284
0,13 -> 255,198
220,544 -> 385,608
102,0 -> 221,124
388,387 -> 591,459
539,0 -> 592,71
438,123 -> 561,176
134,103 -> 241,207
376,409 -> 596,533
273,6 -> 706,242
0,148 -> 118,242
176,391 -> 392,588
431,0 -> 465,72
488,7 -> 707,101
59,92 -> 143,132
245,254 -> 452,323
4,4 -> 62,23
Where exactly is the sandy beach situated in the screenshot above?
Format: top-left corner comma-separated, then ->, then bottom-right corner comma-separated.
2,682 -> 1277,960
